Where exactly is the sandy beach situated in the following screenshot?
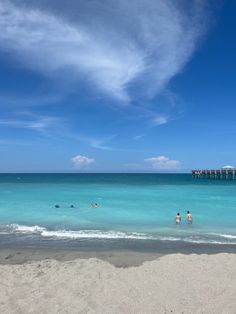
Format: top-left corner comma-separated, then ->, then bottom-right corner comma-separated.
0,251 -> 236,314
1,0 -> 236,311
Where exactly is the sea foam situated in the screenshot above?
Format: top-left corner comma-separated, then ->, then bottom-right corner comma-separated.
7,224 -> 153,240
1,224 -> 236,244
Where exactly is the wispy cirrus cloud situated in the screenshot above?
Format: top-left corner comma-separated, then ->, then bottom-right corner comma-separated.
0,93 -> 64,108
0,110 -> 120,151
152,115 -> 169,126
60,132 -> 117,151
0,116 -> 59,131
133,134 -> 146,140
0,138 -> 31,146
0,0 -> 209,103
77,134 -> 116,151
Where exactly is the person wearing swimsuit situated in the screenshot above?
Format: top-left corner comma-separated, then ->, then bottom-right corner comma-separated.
175,212 -> 181,224
186,210 -> 192,224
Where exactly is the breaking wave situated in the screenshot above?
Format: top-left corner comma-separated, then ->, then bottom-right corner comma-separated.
4,224 -> 154,240
0,224 -> 236,244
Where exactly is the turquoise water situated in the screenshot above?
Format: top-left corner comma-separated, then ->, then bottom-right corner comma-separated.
0,174 -> 236,244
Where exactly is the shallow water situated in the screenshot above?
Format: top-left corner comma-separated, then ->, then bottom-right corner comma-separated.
0,174 -> 236,244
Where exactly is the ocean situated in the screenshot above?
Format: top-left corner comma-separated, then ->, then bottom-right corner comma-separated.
0,173 -> 236,248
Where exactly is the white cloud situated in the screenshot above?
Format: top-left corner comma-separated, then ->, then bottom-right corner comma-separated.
133,134 -> 146,140
0,0 -> 209,103
145,155 -> 181,170
153,115 -> 169,126
71,155 -> 95,168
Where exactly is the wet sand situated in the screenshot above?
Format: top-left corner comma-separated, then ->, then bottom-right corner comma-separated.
0,247 -> 162,267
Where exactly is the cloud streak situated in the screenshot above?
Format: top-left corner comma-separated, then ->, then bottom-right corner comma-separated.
0,116 -> 59,131
0,0 -> 209,103
152,115 -> 169,126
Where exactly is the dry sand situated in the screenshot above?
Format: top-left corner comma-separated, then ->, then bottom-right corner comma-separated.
0,253 -> 236,314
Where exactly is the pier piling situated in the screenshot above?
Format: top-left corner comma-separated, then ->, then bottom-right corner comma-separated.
192,169 -> 236,180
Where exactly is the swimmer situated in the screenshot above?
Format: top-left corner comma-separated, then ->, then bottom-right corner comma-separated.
186,210 -> 192,224
91,203 -> 100,208
55,204 -> 60,208
70,205 -> 75,208
175,212 -> 181,224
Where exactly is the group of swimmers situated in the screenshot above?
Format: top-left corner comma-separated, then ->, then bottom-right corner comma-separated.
54,203 -> 100,208
175,210 -> 192,224
55,204 -> 74,208
54,204 -> 191,225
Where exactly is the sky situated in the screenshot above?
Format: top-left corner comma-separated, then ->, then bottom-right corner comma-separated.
0,0 -> 235,173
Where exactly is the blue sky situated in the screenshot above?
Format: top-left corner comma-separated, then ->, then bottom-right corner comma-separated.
0,0 -> 235,172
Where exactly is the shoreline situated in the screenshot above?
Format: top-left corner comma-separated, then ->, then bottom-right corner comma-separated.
1,239 -> 236,267
0,247 -> 163,267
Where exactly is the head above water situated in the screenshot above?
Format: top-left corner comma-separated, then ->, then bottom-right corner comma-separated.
187,210 -> 190,214
177,213 -> 180,216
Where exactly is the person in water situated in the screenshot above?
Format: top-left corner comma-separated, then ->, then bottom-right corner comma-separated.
175,212 -> 181,224
91,203 -> 100,208
186,210 -> 192,224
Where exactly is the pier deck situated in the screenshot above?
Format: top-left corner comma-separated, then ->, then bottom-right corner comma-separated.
192,169 -> 236,180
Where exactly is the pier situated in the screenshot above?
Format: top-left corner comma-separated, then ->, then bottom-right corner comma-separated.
192,169 -> 236,180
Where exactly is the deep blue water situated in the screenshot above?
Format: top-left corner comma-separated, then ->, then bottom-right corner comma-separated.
0,173 -> 236,244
